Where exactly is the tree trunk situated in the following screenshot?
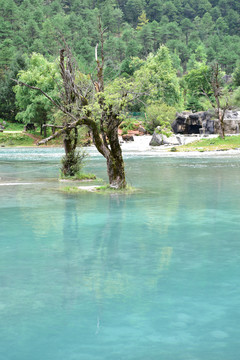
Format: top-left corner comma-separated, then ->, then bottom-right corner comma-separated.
61,128 -> 80,177
43,121 -> 47,138
106,152 -> 126,189
90,120 -> 127,189
218,110 -> 225,139
106,126 -> 126,189
63,128 -> 73,155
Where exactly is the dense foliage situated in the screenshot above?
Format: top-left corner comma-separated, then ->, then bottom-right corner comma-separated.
1,0 -> 240,128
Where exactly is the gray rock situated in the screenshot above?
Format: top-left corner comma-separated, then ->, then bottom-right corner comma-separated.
149,128 -> 179,146
172,111 -> 214,135
149,132 -> 164,146
172,110 -> 240,135
138,126 -> 147,134
122,134 -> 134,142
176,135 -> 184,145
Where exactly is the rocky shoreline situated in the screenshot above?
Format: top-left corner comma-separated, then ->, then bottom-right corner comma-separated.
119,134 -> 240,156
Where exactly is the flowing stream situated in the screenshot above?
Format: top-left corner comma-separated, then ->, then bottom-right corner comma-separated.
0,145 -> 240,360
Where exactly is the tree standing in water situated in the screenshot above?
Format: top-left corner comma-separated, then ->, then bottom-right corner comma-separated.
14,22 -> 135,188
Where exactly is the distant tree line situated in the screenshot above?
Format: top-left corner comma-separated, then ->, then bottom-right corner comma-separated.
1,0 -> 240,124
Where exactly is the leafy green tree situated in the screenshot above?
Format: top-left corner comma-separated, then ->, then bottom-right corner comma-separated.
134,45 -> 181,106
181,18 -> 193,46
183,3 -> 195,19
185,95 -> 204,112
125,0 -> 146,26
145,101 -> 176,134
14,53 -> 60,136
0,39 -> 15,67
1,0 -> 240,122
162,1 -> 178,21
233,61 -> 240,87
137,23 -> 153,56
0,54 -> 26,121
232,87 -> 240,106
136,10 -> 149,30
150,20 -> 161,51
101,0 -> 124,33
147,0 -> 162,21
184,63 -> 212,97
215,16 -> 228,34
197,0 -> 212,17
199,13 -> 214,40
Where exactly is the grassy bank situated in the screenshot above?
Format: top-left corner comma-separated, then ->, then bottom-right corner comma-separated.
3,122 -> 25,131
0,132 -> 35,146
0,129 -> 63,147
177,135 -> 240,152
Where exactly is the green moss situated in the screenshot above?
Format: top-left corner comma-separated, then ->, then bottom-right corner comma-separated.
61,183 -> 140,195
60,186 -> 80,193
60,172 -> 97,181
96,184 -> 137,193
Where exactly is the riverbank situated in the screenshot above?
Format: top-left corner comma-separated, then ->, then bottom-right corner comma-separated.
1,131 -> 240,155
120,134 -> 240,156
0,131 -> 62,147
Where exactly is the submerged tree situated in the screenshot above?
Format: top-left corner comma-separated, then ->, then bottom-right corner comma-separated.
14,23 -> 134,188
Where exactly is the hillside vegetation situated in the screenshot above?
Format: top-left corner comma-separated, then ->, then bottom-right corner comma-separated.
1,0 -> 240,133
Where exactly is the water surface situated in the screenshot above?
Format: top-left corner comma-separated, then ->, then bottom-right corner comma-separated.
0,147 -> 240,360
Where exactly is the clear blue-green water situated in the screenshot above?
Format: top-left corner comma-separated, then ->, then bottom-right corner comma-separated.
1,147 -> 240,360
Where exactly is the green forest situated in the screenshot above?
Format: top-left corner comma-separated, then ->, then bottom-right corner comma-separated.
1,0 -> 240,128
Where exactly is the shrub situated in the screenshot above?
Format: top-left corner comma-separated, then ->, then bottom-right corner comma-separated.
60,149 -> 88,177
145,102 -> 176,134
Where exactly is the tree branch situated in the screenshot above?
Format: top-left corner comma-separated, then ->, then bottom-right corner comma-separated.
12,79 -> 83,125
42,124 -> 64,128
12,79 -> 64,111
95,43 -> 99,62
200,89 -> 216,109
37,119 -> 83,145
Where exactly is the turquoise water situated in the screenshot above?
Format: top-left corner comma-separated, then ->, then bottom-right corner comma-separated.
0,147 -> 240,360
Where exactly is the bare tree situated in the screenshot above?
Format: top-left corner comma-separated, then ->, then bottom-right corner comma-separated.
202,63 -> 230,139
